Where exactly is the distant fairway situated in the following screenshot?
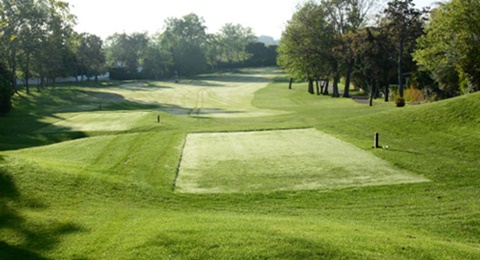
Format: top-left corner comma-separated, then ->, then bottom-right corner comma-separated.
176,128 -> 430,193
85,69 -> 289,118
34,69 -> 289,133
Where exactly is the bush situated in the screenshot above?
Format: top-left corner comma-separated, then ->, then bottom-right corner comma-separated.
394,96 -> 405,107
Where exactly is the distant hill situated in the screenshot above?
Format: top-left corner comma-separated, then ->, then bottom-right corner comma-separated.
257,35 -> 279,46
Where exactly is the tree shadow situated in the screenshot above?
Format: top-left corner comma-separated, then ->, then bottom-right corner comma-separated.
0,156 -> 84,258
195,74 -> 274,84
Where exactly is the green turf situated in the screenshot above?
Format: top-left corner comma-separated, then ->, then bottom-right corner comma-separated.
1,68 -> 479,259
176,128 -> 429,193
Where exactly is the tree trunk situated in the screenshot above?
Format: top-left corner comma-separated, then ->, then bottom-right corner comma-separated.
289,78 -> 293,89
343,60 -> 353,98
398,37 -> 404,98
308,78 -> 314,94
25,75 -> 30,94
315,79 -> 320,95
323,80 -> 329,95
369,80 -> 375,107
332,61 -> 340,97
332,73 -> 340,97
384,85 -> 389,102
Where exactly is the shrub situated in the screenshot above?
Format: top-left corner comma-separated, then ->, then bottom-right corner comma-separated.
394,96 -> 405,107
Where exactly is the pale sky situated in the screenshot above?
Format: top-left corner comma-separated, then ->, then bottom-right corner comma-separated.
65,0 -> 439,40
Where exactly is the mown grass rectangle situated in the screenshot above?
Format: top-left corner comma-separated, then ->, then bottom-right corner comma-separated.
176,129 -> 429,193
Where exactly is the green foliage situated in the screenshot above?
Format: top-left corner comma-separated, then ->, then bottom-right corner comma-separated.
216,23 -> 257,65
244,42 -> 278,67
0,0 -> 77,90
413,0 -> 480,93
76,33 -> 106,81
277,1 -> 336,84
382,0 -> 426,98
161,13 -> 209,76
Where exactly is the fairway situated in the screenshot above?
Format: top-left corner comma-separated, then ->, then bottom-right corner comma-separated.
176,128 -> 430,193
87,69 -> 290,118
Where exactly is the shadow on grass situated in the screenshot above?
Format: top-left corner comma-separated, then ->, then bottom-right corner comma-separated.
382,148 -> 424,155
0,156 -> 84,258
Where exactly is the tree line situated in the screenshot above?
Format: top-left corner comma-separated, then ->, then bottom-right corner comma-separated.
278,0 -> 480,105
0,0 -> 278,115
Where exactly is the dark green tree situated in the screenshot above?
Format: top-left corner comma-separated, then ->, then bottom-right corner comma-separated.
245,42 -> 277,67
105,32 -> 149,79
216,23 -> 257,67
278,1 -> 337,95
76,33 -> 105,83
161,13 -> 208,76
413,0 -> 480,94
382,0 -> 426,98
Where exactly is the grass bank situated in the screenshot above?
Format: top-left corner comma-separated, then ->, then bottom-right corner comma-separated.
1,68 -> 479,259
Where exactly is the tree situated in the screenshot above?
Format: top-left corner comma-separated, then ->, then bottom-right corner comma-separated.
216,23 -> 257,67
161,13 -> 208,76
37,0 -> 76,88
382,0 -> 426,98
105,32 -> 149,79
16,0 -> 48,93
1,0 -> 76,91
321,0 -> 377,97
0,0 -> 33,91
141,36 -> 173,80
245,42 -> 278,67
351,28 -> 396,104
76,33 -> 105,83
278,1 -> 337,95
413,0 -> 480,94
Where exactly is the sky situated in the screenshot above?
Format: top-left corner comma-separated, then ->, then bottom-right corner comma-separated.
65,0 -> 440,40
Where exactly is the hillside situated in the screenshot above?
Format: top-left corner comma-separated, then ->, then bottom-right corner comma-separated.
0,70 -> 479,259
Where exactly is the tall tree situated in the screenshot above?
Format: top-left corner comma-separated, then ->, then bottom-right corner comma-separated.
216,23 -> 257,67
105,32 -> 149,78
413,0 -> 480,93
278,1 -> 336,94
161,13 -> 208,76
16,0 -> 48,92
382,0 -> 426,98
321,0 -> 376,97
245,42 -> 278,67
0,0 -> 32,91
76,33 -> 105,83
142,35 -> 173,80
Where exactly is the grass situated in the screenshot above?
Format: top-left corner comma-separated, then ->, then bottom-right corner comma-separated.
176,129 -> 429,193
1,67 -> 479,259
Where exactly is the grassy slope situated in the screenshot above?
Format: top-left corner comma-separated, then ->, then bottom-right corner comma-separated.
1,71 -> 479,259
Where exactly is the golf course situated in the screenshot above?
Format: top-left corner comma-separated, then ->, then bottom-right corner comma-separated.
1,67 -> 479,258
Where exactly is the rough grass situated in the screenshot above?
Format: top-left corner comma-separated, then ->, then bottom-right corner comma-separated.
176,128 -> 429,193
